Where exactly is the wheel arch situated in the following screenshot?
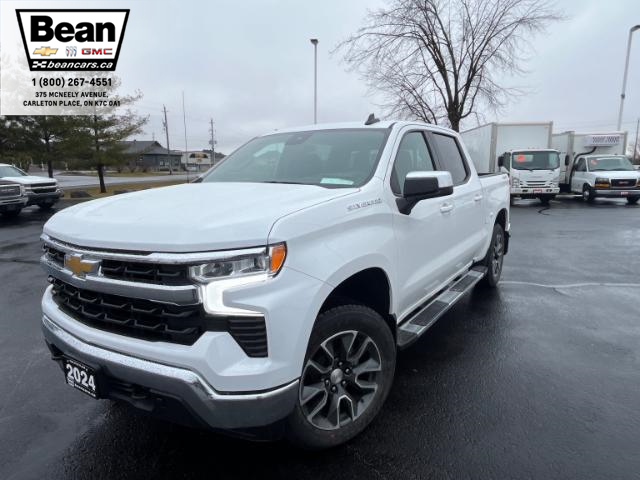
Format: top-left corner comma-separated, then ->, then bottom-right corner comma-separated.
319,266 -> 396,339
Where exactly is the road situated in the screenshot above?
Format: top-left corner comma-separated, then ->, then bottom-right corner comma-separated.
31,170 -> 192,188
1,198 -> 639,479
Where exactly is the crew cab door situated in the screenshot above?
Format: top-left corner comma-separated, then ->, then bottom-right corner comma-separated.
388,130 -> 453,318
428,131 -> 486,275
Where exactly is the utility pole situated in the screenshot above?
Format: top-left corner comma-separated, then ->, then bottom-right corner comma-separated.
634,118 -> 640,163
617,25 -> 640,131
209,118 -> 216,165
310,38 -> 318,124
162,105 -> 173,175
182,91 -> 189,181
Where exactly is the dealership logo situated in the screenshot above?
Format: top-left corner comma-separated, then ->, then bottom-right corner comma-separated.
16,9 -> 129,71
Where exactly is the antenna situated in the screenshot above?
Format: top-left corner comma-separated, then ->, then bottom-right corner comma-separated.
365,113 -> 380,125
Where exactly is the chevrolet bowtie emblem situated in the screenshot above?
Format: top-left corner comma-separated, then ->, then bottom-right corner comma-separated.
64,254 -> 99,277
33,46 -> 58,56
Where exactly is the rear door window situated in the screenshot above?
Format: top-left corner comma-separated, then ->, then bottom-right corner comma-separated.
431,134 -> 469,185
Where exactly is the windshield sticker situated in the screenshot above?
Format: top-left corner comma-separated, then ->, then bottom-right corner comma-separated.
515,154 -> 526,162
321,178 -> 354,185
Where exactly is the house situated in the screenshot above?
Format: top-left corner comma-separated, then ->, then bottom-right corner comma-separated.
121,140 -> 183,171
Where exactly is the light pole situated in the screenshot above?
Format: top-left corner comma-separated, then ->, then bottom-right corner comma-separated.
310,38 -> 318,124
617,25 -> 640,131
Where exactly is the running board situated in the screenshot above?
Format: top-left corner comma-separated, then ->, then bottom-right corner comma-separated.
396,266 -> 487,349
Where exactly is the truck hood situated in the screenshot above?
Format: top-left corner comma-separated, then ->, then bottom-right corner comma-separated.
2,175 -> 58,186
43,182 -> 356,252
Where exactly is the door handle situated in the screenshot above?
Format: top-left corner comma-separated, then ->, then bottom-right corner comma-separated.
440,202 -> 454,213
474,194 -> 483,202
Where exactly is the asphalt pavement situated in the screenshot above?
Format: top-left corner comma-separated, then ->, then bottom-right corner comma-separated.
1,197 -> 639,479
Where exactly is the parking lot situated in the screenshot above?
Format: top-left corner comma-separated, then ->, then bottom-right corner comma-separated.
1,197 -> 639,480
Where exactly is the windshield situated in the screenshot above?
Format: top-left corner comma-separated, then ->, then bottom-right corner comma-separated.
0,165 -> 27,177
587,156 -> 634,171
511,151 -> 560,170
201,129 -> 389,188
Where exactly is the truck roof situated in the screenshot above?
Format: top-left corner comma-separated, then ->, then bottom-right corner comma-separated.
266,120 -> 458,137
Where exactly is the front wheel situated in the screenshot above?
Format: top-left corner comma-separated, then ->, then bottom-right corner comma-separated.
286,305 -> 396,449
480,223 -> 505,288
38,203 -> 54,211
1,209 -> 22,218
627,196 -> 639,205
582,185 -> 595,203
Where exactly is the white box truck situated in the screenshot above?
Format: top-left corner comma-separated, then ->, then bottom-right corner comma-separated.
461,122 -> 560,204
551,131 -> 628,192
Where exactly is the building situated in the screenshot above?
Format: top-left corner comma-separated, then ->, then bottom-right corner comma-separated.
181,150 -> 213,171
121,140 -> 182,171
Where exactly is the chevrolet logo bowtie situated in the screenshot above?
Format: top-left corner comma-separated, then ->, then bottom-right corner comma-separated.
33,46 -> 58,56
64,254 -> 99,277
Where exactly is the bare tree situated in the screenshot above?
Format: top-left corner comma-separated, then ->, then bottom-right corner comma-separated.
337,0 -> 562,131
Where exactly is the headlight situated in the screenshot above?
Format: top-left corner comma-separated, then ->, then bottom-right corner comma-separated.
594,177 -> 610,188
189,243 -> 286,283
511,178 -> 520,187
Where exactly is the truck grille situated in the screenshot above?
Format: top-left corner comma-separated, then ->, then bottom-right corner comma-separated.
522,180 -> 548,187
101,259 -> 190,286
51,278 -> 207,345
43,245 -> 191,286
610,179 -> 636,188
49,277 -> 268,356
31,183 -> 57,193
0,184 -> 21,198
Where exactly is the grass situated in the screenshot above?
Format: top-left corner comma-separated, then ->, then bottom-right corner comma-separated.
63,179 -> 186,199
65,171 -> 185,177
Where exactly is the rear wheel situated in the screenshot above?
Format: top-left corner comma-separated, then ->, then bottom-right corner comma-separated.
480,223 -> 505,288
627,196 -> 639,205
286,305 -> 395,449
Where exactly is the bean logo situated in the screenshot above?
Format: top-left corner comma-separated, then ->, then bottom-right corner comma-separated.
16,9 -> 129,71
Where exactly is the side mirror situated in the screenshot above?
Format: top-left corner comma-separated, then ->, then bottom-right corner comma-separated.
564,154 -> 570,166
397,171 -> 453,214
497,155 -> 504,168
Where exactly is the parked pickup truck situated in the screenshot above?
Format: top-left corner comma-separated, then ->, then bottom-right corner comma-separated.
569,155 -> 640,204
40,120 -> 510,449
0,181 -> 27,217
0,163 -> 63,211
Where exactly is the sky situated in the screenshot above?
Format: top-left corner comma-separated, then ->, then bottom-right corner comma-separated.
1,0 -> 640,153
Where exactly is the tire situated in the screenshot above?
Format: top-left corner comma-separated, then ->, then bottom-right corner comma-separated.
479,223 -> 505,288
582,185 -> 595,203
538,196 -> 551,206
627,196 -> 639,205
286,305 -> 396,449
38,203 -> 53,211
1,209 -> 22,218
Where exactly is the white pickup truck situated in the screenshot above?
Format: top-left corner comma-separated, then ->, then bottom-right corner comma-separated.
40,120 -> 510,448
0,163 -> 63,212
569,155 -> 640,204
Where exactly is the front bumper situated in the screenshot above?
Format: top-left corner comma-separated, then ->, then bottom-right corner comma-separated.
593,188 -> 640,197
42,315 -> 299,430
511,187 -> 559,195
26,190 -> 63,206
0,197 -> 28,210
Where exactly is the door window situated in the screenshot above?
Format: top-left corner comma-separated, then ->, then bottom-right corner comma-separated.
390,131 -> 435,195
431,134 -> 469,185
